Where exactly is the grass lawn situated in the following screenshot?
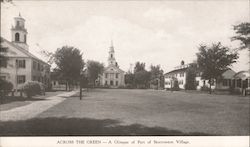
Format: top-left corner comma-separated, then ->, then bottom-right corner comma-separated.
0,91 -> 64,111
0,89 -> 249,136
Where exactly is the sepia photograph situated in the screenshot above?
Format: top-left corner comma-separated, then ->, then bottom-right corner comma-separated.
0,0 -> 249,146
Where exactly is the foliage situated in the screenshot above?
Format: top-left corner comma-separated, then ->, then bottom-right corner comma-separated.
196,42 -> 238,93
125,72 -> 135,88
133,62 -> 150,88
22,81 -> 45,98
86,60 -> 104,86
134,70 -> 150,89
0,0 -> 12,3
134,62 -> 146,73
149,65 -> 164,89
0,79 -> 13,96
231,22 -> 250,50
40,49 -> 55,65
200,85 -> 210,92
54,46 -> 84,90
185,63 -> 197,90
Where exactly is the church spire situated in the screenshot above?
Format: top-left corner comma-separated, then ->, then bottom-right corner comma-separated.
108,40 -> 116,66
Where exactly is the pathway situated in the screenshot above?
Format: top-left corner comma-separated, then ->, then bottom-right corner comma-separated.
0,91 -> 77,121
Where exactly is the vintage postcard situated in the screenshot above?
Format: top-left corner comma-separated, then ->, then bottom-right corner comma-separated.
0,0 -> 249,146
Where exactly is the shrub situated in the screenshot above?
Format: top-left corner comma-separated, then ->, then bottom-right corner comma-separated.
201,85 -> 210,91
125,84 -> 135,89
0,79 -> 13,96
22,81 -> 45,98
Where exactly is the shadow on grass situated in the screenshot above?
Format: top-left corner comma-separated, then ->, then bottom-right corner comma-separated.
0,96 -> 47,105
0,117 -> 214,136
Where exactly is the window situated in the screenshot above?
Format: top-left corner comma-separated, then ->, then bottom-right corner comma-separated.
116,81 -> 118,86
179,80 -> 183,85
111,54 -> 113,58
110,80 -> 113,86
38,63 -> 40,71
0,59 -> 7,68
105,81 -> 108,85
54,81 -> 56,85
41,64 -> 44,71
237,79 -> 241,88
105,73 -> 108,78
180,72 -> 184,77
196,81 -> 199,86
32,76 -> 36,81
228,80 -> 231,87
110,73 -> 114,79
24,35 -> 27,43
0,76 -> 6,80
0,47 -> 7,52
222,79 -> 228,86
17,75 -> 25,84
16,21 -> 20,27
33,61 -> 37,70
248,79 -> 250,88
116,73 -> 119,78
17,60 -> 25,68
210,79 -> 215,86
15,33 -> 20,42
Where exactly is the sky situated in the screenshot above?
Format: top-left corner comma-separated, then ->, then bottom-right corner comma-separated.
1,0 -> 249,73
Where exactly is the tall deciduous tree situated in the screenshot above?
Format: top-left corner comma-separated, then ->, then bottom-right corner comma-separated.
185,63 -> 198,90
196,42 -> 238,93
232,22 -> 250,51
134,62 -> 146,73
86,60 -> 104,87
133,61 -> 150,88
125,72 -> 135,88
54,46 -> 84,90
149,65 -> 164,89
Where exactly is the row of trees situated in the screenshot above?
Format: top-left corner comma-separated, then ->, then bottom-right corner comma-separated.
45,46 -> 104,91
125,62 -> 164,89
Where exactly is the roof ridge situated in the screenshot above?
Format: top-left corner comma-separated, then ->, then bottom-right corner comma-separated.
1,37 -> 49,66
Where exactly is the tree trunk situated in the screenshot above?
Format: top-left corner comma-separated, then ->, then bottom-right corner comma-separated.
209,79 -> 212,94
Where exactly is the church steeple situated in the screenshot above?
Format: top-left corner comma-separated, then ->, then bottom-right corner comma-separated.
108,40 -> 117,66
11,13 -> 29,51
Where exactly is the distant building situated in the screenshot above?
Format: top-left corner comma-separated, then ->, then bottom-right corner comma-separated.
164,61 -> 189,89
0,14 -> 50,90
232,71 -> 250,94
98,41 -> 125,88
164,61 -> 216,90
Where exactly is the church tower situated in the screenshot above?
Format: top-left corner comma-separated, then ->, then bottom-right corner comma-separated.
108,40 -> 118,67
11,13 -> 29,51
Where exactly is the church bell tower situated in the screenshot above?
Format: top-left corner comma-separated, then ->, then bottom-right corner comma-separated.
11,13 -> 29,51
108,40 -> 118,66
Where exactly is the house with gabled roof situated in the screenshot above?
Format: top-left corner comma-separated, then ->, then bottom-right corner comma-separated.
0,14 -> 50,90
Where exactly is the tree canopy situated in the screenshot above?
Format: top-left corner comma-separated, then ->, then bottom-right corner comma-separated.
86,60 -> 104,86
232,22 -> 250,50
149,65 -> 164,88
196,42 -> 238,93
54,46 -> 84,90
134,62 -> 146,73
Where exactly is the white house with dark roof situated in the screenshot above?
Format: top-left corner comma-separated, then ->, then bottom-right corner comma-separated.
164,61 -> 189,89
0,14 -> 50,90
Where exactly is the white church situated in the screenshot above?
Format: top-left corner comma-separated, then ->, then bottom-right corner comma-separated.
98,42 -> 125,88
